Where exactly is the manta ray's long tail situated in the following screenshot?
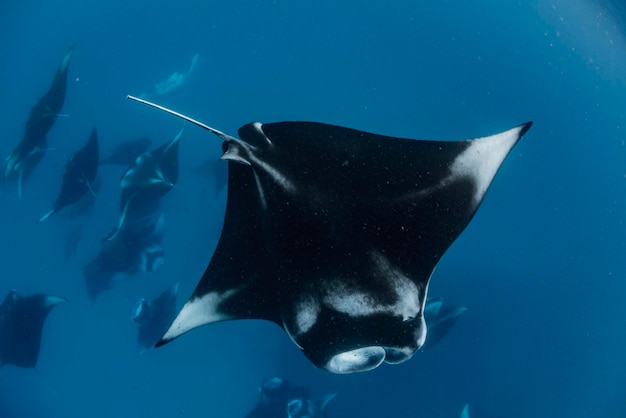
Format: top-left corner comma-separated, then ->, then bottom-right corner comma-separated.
126,95 -> 235,142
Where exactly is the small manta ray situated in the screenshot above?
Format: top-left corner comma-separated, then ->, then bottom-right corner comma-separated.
127,96 -> 532,374
83,209 -> 166,301
421,297 -> 468,351
246,377 -> 335,418
100,137 -> 152,166
4,45 -> 75,198
152,53 -> 199,97
131,282 -> 179,355
0,290 -> 68,368
116,127 -> 182,234
38,125 -> 99,223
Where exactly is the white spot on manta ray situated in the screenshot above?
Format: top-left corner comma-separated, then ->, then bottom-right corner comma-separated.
322,252 -> 421,320
291,293 -> 322,335
322,280 -> 421,321
289,252 -> 422,336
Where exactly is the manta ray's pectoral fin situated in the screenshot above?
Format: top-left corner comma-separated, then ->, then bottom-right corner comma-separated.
157,288 -> 239,345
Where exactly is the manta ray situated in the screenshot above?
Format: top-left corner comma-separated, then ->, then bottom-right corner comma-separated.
4,45 -> 75,198
155,53 -> 198,95
38,125 -> 99,223
117,128 -> 181,230
131,282 -> 179,355
140,53 -> 199,98
246,376 -> 336,418
0,290 -> 68,368
127,95 -> 531,374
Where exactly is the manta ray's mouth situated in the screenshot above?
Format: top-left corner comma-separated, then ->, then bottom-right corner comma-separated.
326,345 -> 416,374
326,347 -> 387,373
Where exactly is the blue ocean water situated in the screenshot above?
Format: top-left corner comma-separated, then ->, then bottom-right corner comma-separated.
1,0 -> 626,416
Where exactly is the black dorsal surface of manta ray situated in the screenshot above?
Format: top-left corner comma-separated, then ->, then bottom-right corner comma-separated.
3,45 -> 75,198
193,157 -> 228,196
0,290 -> 68,368
38,125 -> 99,223
61,175 -> 102,220
127,96 -> 532,374
131,282 -> 179,355
100,137 -> 152,166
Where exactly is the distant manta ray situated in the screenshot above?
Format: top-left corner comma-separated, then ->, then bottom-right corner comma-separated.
141,53 -> 199,98
4,45 -> 75,198
126,95 -> 532,374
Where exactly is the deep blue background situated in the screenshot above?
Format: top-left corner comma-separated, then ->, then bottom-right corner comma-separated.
1,0 -> 626,417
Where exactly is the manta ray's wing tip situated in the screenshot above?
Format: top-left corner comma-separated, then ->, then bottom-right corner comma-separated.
154,338 -> 169,348
519,121 -> 533,136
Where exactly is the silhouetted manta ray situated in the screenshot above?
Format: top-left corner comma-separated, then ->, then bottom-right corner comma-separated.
421,297 -> 468,351
131,282 -> 179,355
154,53 -> 199,96
38,125 -> 99,223
3,45 -> 75,198
127,95 -> 532,374
245,376 -> 336,418
116,127 -> 182,234
0,290 -> 68,368
119,131 -> 181,209
84,209 -> 165,301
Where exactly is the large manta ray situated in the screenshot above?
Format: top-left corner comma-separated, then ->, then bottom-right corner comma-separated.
3,45 -> 75,197
127,95 -> 532,374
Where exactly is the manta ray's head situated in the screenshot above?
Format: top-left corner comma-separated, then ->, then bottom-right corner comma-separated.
280,253 -> 429,373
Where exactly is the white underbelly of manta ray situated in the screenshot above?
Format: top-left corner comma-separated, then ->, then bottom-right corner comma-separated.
127,95 -> 532,374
